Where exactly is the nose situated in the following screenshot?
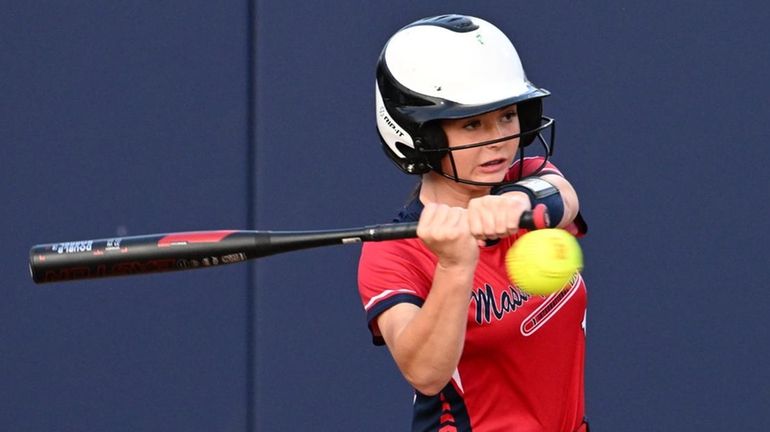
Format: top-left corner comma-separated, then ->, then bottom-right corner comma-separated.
483,122 -> 516,148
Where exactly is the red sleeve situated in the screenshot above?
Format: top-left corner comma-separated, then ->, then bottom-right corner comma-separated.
504,156 -> 562,182
357,239 -> 435,345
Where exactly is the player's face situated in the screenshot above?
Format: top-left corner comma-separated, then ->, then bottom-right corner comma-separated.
440,105 -> 521,185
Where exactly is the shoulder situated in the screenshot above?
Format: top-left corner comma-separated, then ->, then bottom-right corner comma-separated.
359,238 -> 433,275
358,238 -> 434,345
358,238 -> 436,302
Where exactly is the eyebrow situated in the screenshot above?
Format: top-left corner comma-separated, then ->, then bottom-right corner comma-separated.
444,106 -> 519,127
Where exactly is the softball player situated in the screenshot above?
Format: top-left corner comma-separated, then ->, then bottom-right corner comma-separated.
358,15 -> 589,431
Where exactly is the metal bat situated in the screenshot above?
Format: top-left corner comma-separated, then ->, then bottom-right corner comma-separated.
29,208 -> 548,284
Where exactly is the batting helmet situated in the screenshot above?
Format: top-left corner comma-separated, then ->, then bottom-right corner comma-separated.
375,14 -> 555,184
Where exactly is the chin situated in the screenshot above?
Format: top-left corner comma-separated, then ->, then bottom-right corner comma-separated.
476,174 -> 507,185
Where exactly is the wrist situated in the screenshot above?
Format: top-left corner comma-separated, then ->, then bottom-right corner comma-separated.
491,177 -> 564,227
435,259 -> 477,274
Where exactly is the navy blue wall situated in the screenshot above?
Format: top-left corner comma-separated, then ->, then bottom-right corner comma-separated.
3,1 -> 770,431
2,1 -> 251,431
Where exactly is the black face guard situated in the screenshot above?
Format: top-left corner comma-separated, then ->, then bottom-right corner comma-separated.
419,116 -> 556,187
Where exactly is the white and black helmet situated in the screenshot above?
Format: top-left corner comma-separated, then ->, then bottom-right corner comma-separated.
376,14 -> 555,183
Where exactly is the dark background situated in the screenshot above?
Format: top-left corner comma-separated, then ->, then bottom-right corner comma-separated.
2,1 -> 769,430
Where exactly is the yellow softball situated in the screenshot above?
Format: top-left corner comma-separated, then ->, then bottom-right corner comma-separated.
505,228 -> 583,296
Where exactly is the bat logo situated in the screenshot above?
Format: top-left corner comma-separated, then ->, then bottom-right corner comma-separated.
51,241 -> 93,254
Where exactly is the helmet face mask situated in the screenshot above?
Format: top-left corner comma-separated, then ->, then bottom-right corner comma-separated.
375,14 -> 556,185
426,116 -> 556,186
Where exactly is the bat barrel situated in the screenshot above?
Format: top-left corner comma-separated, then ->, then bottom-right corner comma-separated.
29,231 -> 259,283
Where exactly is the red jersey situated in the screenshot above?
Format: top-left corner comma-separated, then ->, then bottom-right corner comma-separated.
358,158 -> 588,432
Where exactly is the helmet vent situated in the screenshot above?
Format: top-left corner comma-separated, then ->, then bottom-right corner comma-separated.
407,14 -> 479,33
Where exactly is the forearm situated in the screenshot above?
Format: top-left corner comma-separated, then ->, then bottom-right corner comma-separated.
492,172 -> 580,229
386,263 -> 474,395
540,173 -> 579,227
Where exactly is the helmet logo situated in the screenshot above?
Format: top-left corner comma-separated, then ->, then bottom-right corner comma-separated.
475,34 -> 485,45
377,105 -> 405,138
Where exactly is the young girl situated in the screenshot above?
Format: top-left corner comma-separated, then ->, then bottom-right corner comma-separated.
359,15 -> 588,432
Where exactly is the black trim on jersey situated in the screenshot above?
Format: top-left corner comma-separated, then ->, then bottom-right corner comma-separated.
394,196 -> 424,223
367,293 -> 425,346
412,383 -> 472,432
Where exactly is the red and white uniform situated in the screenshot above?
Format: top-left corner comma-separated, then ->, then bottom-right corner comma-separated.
358,158 -> 588,432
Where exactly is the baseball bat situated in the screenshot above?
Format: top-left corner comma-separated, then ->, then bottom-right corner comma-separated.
29,207 -> 548,284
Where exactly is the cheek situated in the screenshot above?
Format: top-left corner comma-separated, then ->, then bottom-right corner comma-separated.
441,147 -> 475,174
443,128 -> 463,148
502,119 -> 521,135
440,151 -> 457,173
441,129 -> 471,172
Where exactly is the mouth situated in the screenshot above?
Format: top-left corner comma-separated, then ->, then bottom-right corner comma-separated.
480,158 -> 507,168
477,157 -> 509,175
481,158 -> 505,167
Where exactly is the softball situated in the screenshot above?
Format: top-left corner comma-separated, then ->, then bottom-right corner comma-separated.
505,228 -> 583,296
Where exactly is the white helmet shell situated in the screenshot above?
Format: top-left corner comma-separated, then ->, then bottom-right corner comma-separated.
384,17 -> 530,106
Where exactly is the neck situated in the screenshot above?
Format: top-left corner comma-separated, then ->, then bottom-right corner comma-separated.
419,171 -> 491,208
